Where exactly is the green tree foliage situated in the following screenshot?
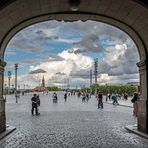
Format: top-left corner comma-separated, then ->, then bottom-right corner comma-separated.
47,86 -> 61,91
82,84 -> 138,96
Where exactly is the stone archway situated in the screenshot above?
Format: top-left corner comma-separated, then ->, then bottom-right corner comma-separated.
0,0 -> 148,134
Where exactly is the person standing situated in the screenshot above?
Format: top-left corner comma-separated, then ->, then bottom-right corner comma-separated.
64,92 -> 67,102
124,93 -> 128,100
131,92 -> 140,117
82,92 -> 86,102
37,95 -> 40,114
86,93 -> 89,102
31,94 -> 39,115
52,92 -> 58,103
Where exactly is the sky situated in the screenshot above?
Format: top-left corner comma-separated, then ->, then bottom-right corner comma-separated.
4,20 -> 140,89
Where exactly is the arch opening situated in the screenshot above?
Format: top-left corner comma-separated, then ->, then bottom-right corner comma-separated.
0,0 -> 148,139
4,20 -> 140,90
3,20 -> 141,139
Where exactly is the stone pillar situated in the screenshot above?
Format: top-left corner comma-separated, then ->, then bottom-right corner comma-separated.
0,59 -> 6,133
137,60 -> 148,134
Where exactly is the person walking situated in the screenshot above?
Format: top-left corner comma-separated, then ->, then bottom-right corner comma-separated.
96,92 -> 103,109
112,93 -> 119,105
31,94 -> 39,115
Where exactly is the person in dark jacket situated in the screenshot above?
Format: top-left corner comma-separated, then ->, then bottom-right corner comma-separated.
64,92 -> 67,102
112,93 -> 119,105
96,92 -> 103,109
31,94 -> 39,115
132,92 -> 140,117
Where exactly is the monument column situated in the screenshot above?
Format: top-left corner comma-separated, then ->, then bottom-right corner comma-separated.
137,59 -> 148,134
0,59 -> 6,133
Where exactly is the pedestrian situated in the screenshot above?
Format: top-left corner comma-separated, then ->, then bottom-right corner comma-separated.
131,92 -> 140,117
64,92 -> 67,102
108,94 -> 111,100
96,92 -> 103,109
31,94 -> 39,115
52,92 -> 58,103
86,93 -> 89,102
124,93 -> 128,100
77,91 -> 81,98
82,92 -> 85,102
106,94 -> 108,102
112,93 -> 119,105
37,95 -> 40,114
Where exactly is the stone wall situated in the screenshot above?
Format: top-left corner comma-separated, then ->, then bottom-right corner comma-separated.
0,60 -> 6,133
137,60 -> 148,133
0,100 -> 6,133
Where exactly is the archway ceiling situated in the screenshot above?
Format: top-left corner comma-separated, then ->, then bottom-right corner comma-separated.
0,0 -> 148,60
0,0 -> 148,8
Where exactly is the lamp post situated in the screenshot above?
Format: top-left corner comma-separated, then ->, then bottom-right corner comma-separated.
8,71 -> 12,94
11,84 -> 14,90
15,63 -> 18,103
90,69 -> 92,87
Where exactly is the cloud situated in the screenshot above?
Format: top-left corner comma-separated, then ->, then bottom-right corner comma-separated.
55,72 -> 66,75
106,39 -> 139,76
47,55 -> 64,62
4,49 -> 16,56
27,49 -> 93,86
73,34 -> 104,53
21,59 -> 39,64
8,35 -> 51,53
5,20 -> 140,87
70,70 -> 90,79
29,69 -> 47,74
35,29 -> 59,41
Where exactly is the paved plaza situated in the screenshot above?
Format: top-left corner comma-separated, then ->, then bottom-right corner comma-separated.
0,92 -> 148,148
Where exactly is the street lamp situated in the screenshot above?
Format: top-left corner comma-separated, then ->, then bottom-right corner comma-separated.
69,0 -> 80,11
15,63 -> 18,103
8,71 -> 12,94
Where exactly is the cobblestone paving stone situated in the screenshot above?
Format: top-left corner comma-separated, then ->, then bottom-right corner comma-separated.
0,92 -> 148,148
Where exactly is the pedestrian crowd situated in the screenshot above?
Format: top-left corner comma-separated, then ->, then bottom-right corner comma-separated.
30,90 -> 140,118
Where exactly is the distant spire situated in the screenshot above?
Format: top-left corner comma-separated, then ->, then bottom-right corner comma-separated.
42,76 -> 45,87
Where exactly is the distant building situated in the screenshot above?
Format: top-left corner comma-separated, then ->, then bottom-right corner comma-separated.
42,76 -> 45,87
33,86 -> 48,92
126,82 -> 140,86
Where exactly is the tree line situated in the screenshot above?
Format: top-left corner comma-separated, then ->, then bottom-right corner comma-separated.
81,84 -> 139,96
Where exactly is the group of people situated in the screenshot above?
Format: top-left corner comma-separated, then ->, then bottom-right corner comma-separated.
81,92 -> 90,102
31,91 -> 140,118
52,92 -> 67,103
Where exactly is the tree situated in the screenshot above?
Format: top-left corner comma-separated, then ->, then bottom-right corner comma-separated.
47,86 -> 61,91
89,84 -> 138,96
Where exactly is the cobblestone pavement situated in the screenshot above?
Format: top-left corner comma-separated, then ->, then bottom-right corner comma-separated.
0,92 -> 148,148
